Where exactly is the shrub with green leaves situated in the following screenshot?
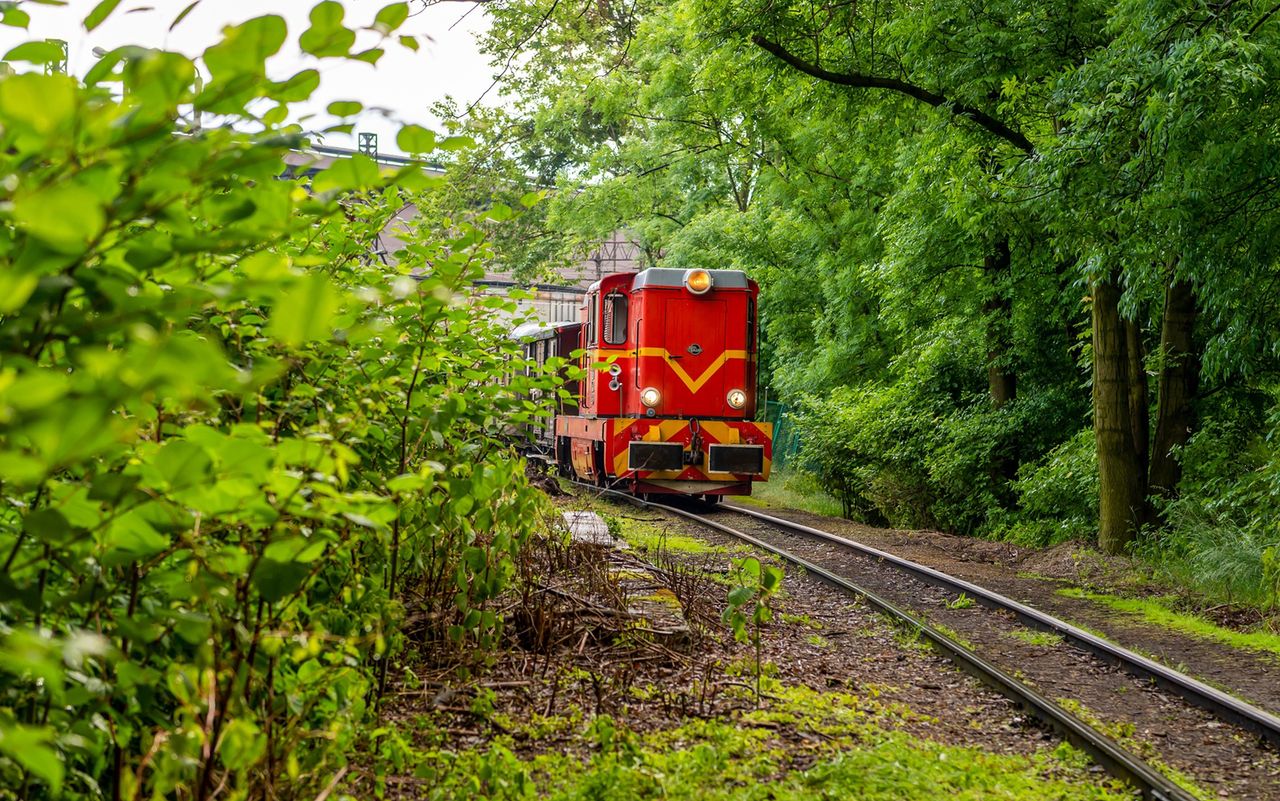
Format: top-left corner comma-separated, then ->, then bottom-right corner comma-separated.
0,3 -> 566,798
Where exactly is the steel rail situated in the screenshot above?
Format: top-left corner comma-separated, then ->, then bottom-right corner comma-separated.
576,483 -> 1193,801
718,502 -> 1280,750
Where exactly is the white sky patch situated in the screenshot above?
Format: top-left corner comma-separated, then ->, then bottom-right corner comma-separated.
0,0 -> 498,155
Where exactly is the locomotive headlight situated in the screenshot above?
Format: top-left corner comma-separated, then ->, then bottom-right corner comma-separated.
640,387 -> 661,408
684,268 -> 713,295
726,388 -> 747,409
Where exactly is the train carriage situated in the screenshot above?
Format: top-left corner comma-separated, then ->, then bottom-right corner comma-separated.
517,268 -> 772,500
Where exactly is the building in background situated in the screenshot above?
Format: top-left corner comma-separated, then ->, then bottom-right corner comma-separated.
286,143 -> 645,324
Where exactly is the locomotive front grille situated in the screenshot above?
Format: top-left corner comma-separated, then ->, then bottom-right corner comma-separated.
708,444 -> 764,475
628,442 -> 684,471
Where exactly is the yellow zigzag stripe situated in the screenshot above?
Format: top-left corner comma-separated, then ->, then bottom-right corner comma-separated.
637,348 -> 748,393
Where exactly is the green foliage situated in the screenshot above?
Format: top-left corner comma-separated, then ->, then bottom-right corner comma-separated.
0,4 -> 565,798
370,683 -> 1131,800
721,557 -> 784,702
995,430 -> 1100,547
1133,398 -> 1280,608
470,0 -> 1280,585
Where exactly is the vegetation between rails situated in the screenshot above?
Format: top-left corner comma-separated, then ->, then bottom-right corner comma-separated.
1056,589 -> 1280,659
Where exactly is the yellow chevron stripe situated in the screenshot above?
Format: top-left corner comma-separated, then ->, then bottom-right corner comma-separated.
638,348 -> 748,393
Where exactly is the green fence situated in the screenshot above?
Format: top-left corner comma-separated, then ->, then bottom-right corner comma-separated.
763,399 -> 801,468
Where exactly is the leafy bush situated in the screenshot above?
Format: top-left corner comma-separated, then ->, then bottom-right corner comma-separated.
1133,399 -> 1280,608
995,429 -> 1099,547
0,7 -> 563,798
793,374 -> 1086,535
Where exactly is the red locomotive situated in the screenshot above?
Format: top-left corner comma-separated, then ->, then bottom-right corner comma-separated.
516,268 -> 772,500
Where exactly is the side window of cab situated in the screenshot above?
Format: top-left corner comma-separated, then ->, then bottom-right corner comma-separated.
602,292 -> 628,345
585,293 -> 597,347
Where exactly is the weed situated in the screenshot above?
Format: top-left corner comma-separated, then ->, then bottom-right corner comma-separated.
722,557 -> 786,704
930,622 -> 977,651
780,612 -> 824,629
1007,628 -> 1065,648
946,593 -> 976,609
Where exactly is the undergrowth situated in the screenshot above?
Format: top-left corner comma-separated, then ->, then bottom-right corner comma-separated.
366,682 -> 1133,801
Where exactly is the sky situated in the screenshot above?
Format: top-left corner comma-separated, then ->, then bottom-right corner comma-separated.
0,0 -> 498,156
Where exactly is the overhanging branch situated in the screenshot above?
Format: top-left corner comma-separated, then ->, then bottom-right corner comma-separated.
752,35 -> 1035,155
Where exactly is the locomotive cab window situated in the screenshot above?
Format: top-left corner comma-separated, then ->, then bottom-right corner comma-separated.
585,293 -> 597,346
602,292 -> 628,345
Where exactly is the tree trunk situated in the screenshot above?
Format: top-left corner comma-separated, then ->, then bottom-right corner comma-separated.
1149,278 -> 1199,500
1092,275 -> 1146,554
984,239 -> 1017,409
1124,318 -> 1152,528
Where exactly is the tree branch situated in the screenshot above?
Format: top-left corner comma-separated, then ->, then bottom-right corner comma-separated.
751,35 -> 1035,154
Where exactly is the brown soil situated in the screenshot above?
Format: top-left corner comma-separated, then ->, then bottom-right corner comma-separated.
714,502 -> 1280,800
369,496 -> 1125,798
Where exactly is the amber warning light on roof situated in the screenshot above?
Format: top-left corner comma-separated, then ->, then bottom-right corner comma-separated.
684,269 -> 713,294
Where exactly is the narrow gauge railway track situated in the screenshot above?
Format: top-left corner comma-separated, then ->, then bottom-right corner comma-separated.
575,482 -> 1273,801
715,503 -> 1280,748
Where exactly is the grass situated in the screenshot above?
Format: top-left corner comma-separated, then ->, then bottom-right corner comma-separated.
736,470 -> 846,518
1057,587 -> 1280,658
1007,627 -> 1065,648
1054,697 -> 1213,800
604,512 -> 730,556
376,680 -> 1135,801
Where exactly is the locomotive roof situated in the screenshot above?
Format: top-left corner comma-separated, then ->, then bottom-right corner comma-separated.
630,268 -> 750,290
584,269 -> 751,293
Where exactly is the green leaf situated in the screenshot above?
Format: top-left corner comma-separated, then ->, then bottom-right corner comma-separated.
0,271 -> 38,312
12,183 -> 106,255
311,153 -> 381,193
396,124 -> 436,154
219,719 -> 266,771
84,0 -> 124,31
726,586 -> 754,606
299,1 -> 355,58
463,546 -> 487,572
270,68 -> 320,103
398,34 -> 419,51
170,0 -> 199,31
22,509 -> 70,544
351,48 -> 383,64
1,6 -> 30,28
151,440 -> 213,489
438,135 -> 474,151
3,40 -> 64,64
0,723 -> 62,791
266,273 -> 341,346
103,510 -> 169,566
0,73 -> 74,136
374,2 -> 409,34
252,557 -> 311,602
327,100 -> 362,116
203,14 -> 286,79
